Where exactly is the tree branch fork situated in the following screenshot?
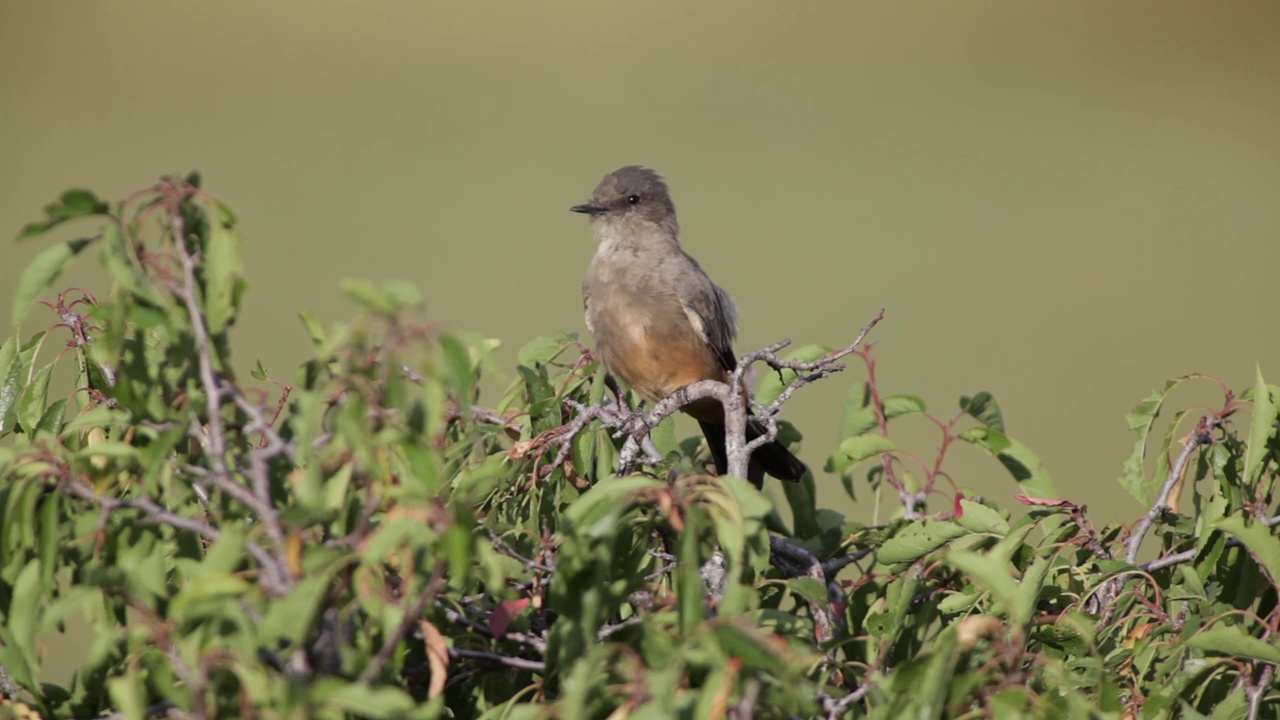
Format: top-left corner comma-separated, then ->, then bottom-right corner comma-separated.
531,308 -> 885,483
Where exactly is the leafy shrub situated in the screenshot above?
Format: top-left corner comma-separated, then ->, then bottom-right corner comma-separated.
0,175 -> 1277,719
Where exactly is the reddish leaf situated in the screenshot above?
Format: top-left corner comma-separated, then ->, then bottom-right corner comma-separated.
419,620 -> 449,699
1014,494 -> 1077,509
488,598 -> 531,638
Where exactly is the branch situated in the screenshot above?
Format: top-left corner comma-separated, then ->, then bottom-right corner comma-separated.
1246,659 -> 1275,720
165,185 -> 233,495
1124,417 -> 1220,564
1142,513 -> 1280,573
723,309 -> 885,480
61,478 -> 292,597
359,561 -> 447,683
769,536 -> 834,645
448,647 -> 545,673
529,309 -> 885,482
821,683 -> 871,719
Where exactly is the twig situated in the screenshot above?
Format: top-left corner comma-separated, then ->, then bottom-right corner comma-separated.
359,562 -> 447,683
163,182 -> 293,594
821,683 -> 871,719
435,602 -> 547,653
769,536 -> 834,645
61,479 -> 292,596
1071,505 -> 1112,561
821,549 -> 875,577
165,185 -> 233,496
83,701 -> 181,720
1142,513 -> 1280,573
724,310 -> 885,480
1246,660 -> 1274,720
598,616 -> 642,640
448,647 -> 544,673
534,309 -> 884,482
734,674 -> 762,720
1124,417 -> 1220,564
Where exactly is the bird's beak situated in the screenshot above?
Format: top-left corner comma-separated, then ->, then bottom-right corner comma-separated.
570,202 -> 607,216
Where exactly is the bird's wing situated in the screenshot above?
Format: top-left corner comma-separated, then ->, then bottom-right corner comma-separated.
582,280 -> 594,334
677,260 -> 739,373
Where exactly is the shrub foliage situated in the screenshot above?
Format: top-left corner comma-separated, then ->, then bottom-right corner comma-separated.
1,176 -> 1278,719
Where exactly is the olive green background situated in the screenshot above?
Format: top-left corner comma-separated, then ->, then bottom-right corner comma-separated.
3,1 -> 1278,528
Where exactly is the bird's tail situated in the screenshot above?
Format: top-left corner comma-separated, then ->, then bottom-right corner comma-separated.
698,419 -> 808,489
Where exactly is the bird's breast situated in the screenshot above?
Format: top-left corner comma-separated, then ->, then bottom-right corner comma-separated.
585,249 -> 723,402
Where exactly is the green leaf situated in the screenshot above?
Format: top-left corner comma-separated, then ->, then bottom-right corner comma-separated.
563,476 -> 664,529
169,574 -> 253,623
1013,556 -> 1051,630
382,279 -> 422,307
879,521 -> 968,564
11,237 -> 95,325
440,333 -> 475,398
912,629 -> 959,717
15,189 -> 108,241
785,577 -> 828,606
648,415 -> 679,456
947,550 -> 1023,625
60,406 -> 126,436
1117,374 -> 1208,505
958,427 -> 1058,499
341,278 -> 397,315
782,474 -> 819,538
827,434 -> 895,473
73,440 -> 139,462
261,573 -> 336,646
709,621 -> 788,676
1186,626 -> 1280,664
755,343 -> 828,406
960,391 -> 1004,431
106,669 -> 146,720
35,398 -> 68,436
516,333 -> 577,368
840,390 -> 925,438
314,681 -> 418,719
677,510 -> 704,635
1215,517 -> 1280,590
100,221 -> 162,305
201,200 -> 245,333
298,310 -> 327,347
956,499 -> 1009,536
1243,365 -> 1277,494
18,363 -> 54,435
58,189 -> 108,217
0,332 -> 23,437
7,560 -> 42,678
518,364 -> 561,435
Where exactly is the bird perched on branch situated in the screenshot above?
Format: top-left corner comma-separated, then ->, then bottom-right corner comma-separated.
572,165 -> 807,488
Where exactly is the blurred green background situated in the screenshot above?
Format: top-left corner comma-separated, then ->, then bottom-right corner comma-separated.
3,1 -> 1278,527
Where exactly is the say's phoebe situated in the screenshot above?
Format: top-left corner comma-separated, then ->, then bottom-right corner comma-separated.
572,166 -> 807,488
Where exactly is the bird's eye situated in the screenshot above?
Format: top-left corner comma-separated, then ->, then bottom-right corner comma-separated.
627,195 -> 641,205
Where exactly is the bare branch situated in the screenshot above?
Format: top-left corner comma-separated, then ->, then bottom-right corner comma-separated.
165,186 -> 232,493
448,647 -> 545,673
1124,417 -> 1220,564
769,536 -> 834,645
60,478 -> 292,597
1246,658 -> 1274,720
821,683 -> 871,719
533,309 -> 885,483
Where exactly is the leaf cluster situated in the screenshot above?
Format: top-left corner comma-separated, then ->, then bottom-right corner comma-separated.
0,177 -> 1277,719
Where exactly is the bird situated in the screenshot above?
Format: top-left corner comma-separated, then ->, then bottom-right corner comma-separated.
572,165 -> 807,488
